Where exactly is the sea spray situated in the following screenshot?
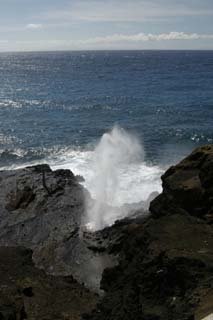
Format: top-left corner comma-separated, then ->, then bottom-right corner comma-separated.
47,130 -> 163,229
85,126 -> 144,230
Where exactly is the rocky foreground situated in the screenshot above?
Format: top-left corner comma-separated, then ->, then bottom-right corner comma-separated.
0,145 -> 213,319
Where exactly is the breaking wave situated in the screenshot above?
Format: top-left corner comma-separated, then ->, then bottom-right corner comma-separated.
50,127 -> 164,230
0,127 -> 164,229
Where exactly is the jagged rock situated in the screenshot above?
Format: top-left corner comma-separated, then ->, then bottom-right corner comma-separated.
0,246 -> 97,319
150,145 -> 213,220
6,185 -> 35,211
85,145 -> 213,320
0,165 -> 117,290
0,146 -> 213,320
85,214 -> 213,320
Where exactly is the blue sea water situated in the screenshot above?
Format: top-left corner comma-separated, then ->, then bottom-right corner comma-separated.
0,50 -> 213,207
0,50 -> 213,166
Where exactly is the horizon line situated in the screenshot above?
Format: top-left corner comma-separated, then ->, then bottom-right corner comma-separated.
0,48 -> 213,54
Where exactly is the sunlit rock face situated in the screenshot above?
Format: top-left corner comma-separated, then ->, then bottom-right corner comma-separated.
150,145 -> 213,222
202,315 -> 213,320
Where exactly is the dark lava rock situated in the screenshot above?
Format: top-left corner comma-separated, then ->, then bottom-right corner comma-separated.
0,165 -> 117,290
0,246 -> 97,320
85,216 -> 213,320
85,145 -> 213,320
1,146 -> 213,320
150,145 -> 213,221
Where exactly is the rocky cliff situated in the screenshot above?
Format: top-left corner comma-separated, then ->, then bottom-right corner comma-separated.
85,145 -> 213,320
0,164 -> 117,291
0,145 -> 213,319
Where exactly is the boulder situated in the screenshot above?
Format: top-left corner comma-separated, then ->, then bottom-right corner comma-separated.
150,145 -> 213,221
0,165 -> 117,290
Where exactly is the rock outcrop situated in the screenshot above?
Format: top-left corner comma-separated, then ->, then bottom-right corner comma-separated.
85,145 -> 213,320
0,164 -> 117,290
0,145 -> 213,320
150,145 -> 213,222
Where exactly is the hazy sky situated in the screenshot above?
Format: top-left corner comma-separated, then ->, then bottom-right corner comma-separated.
0,0 -> 213,51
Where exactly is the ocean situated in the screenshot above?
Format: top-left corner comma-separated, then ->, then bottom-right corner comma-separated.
0,50 -> 213,211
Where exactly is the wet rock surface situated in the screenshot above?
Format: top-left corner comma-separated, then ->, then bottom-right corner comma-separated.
0,164 -> 117,290
0,145 -> 213,319
85,145 -> 213,320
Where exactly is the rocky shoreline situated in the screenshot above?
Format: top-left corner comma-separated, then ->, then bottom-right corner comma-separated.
0,145 -> 212,319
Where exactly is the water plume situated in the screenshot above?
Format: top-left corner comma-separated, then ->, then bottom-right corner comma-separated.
85,126 -> 144,230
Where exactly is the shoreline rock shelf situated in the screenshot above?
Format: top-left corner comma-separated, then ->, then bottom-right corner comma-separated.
0,145 -> 213,319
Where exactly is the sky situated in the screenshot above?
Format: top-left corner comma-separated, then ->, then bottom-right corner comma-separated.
0,0 -> 213,51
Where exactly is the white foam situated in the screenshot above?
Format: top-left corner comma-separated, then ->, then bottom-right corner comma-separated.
49,127 -> 163,230
0,129 -> 164,229
49,144 -> 163,206
0,146 -> 163,206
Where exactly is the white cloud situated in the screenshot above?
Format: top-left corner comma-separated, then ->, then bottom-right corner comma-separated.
26,24 -> 43,30
9,32 -> 213,51
79,32 -> 213,45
